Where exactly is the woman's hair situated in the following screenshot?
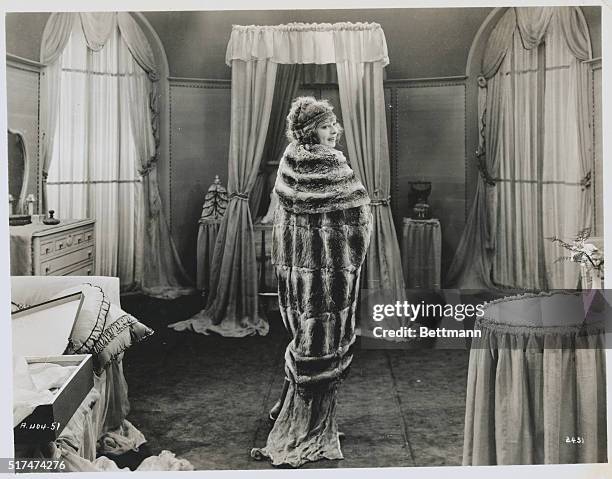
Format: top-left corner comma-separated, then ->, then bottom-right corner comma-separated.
286,96 -> 343,146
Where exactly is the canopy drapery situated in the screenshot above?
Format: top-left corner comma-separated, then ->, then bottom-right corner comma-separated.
169,59 -> 277,336
446,6 -> 592,290
224,23 -> 389,66
40,12 -> 192,298
178,22 -> 403,337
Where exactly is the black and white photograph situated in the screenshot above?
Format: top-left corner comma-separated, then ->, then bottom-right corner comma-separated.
1,1 -> 610,476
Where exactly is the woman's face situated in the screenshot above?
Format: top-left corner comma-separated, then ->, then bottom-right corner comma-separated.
315,117 -> 339,147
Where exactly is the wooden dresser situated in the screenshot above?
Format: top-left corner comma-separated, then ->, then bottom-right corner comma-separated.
10,219 -> 96,276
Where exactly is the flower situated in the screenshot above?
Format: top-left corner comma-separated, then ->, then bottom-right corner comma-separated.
549,228 -> 604,271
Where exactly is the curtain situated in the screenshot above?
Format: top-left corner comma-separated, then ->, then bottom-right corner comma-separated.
251,64 -> 302,219
336,58 -> 405,296
541,13 -> 590,288
46,23 -> 142,283
40,13 -> 75,212
117,14 -> 192,298
492,33 -> 544,289
169,59 -> 277,336
225,23 -> 389,66
447,7 -> 592,290
41,12 -> 192,298
181,22 -> 390,337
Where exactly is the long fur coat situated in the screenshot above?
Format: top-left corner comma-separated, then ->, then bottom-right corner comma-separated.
251,142 -> 372,467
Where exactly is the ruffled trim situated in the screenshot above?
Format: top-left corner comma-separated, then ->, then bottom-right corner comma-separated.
93,314 -> 154,372
66,284 -> 110,355
476,316 -> 606,336
92,314 -> 137,354
483,290 -> 583,308
232,22 -> 384,33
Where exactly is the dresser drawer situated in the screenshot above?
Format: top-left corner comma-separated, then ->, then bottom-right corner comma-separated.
39,240 -> 54,257
11,219 -> 96,276
40,246 -> 94,275
64,262 -> 95,276
45,226 -> 95,258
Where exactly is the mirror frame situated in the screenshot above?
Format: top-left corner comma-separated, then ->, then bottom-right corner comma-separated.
7,128 -> 29,216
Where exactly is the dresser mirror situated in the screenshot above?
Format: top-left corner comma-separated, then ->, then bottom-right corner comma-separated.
7,129 -> 29,216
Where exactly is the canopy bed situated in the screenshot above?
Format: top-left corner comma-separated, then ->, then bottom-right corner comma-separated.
170,22 -> 406,337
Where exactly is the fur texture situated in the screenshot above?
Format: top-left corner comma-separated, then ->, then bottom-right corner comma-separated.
251,204 -> 372,467
275,142 -> 370,215
252,141 -> 372,467
272,205 -> 372,389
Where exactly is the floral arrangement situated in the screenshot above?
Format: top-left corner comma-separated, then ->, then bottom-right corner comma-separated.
549,228 -> 604,271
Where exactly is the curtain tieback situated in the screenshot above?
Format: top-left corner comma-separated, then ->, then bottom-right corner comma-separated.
370,196 -> 391,206
138,161 -> 157,176
476,149 -> 496,186
230,193 -> 250,201
580,171 -> 592,190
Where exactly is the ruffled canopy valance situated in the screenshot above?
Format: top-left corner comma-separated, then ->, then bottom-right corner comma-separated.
225,22 -> 389,66
482,6 -> 591,79
41,12 -> 158,78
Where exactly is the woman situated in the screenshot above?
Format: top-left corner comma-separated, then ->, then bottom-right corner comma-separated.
251,97 -> 372,467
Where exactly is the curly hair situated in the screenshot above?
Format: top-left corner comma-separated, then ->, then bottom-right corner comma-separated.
285,96 -> 343,146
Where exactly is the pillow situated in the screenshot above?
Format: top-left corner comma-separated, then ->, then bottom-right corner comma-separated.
88,302 -> 154,373
58,284 -> 153,373
63,284 -> 109,356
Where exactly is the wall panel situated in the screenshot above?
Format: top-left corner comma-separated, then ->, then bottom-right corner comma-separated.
169,79 -> 231,278
6,55 -> 42,213
391,81 -> 466,281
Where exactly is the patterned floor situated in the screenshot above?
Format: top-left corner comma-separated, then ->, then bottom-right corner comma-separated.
120,294 -> 469,470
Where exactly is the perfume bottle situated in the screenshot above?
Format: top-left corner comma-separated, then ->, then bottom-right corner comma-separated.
43,210 -> 60,225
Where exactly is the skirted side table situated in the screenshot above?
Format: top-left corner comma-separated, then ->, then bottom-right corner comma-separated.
196,176 -> 227,295
401,218 -> 441,289
196,218 -> 222,294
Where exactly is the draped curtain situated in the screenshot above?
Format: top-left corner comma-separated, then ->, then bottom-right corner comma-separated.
335,51 -> 405,295
176,22 -> 399,337
249,64 -> 302,219
47,20 -> 142,282
41,12 -> 192,298
446,7 -> 592,290
492,32 -> 543,289
169,59 -> 277,336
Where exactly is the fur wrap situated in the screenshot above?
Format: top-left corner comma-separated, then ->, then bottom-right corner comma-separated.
253,142 -> 372,467
274,142 -> 370,215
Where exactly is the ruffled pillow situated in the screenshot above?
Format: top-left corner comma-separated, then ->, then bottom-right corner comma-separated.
59,284 -> 153,373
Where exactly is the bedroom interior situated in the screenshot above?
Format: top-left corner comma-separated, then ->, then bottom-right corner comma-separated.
5,6 -> 607,471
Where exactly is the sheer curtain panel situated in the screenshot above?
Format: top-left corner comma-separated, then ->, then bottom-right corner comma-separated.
447,7 -> 592,290
42,12 -> 192,297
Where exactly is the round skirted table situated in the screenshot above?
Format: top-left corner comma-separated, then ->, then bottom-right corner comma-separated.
463,291 -> 608,465
401,218 -> 441,289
